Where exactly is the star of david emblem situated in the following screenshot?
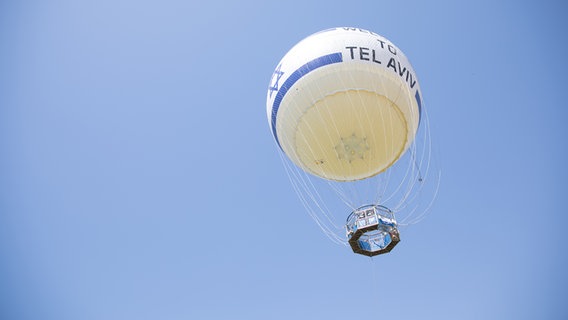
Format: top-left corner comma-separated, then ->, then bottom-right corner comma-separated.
268,63 -> 284,98
335,133 -> 370,163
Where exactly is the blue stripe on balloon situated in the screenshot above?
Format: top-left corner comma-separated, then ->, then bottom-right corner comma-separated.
270,52 -> 343,149
415,90 -> 422,126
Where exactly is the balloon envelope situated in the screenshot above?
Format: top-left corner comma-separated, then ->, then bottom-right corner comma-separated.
267,27 -> 422,181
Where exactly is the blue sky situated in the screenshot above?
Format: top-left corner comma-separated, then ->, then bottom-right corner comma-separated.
1,1 -> 567,319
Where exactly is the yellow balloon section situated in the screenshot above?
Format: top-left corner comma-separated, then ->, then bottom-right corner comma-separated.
293,90 -> 407,181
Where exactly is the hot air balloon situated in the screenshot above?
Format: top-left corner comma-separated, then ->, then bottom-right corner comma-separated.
266,27 -> 439,257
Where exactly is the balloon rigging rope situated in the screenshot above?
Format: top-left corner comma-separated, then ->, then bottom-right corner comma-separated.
274,76 -> 440,244
399,106 -> 441,226
377,84 -> 409,206
277,102 -> 439,242
397,102 -> 440,225
279,149 -> 347,245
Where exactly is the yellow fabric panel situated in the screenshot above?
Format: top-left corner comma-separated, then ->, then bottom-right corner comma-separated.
289,90 -> 407,181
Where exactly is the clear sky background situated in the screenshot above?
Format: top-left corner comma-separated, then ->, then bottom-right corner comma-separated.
1,1 -> 567,319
